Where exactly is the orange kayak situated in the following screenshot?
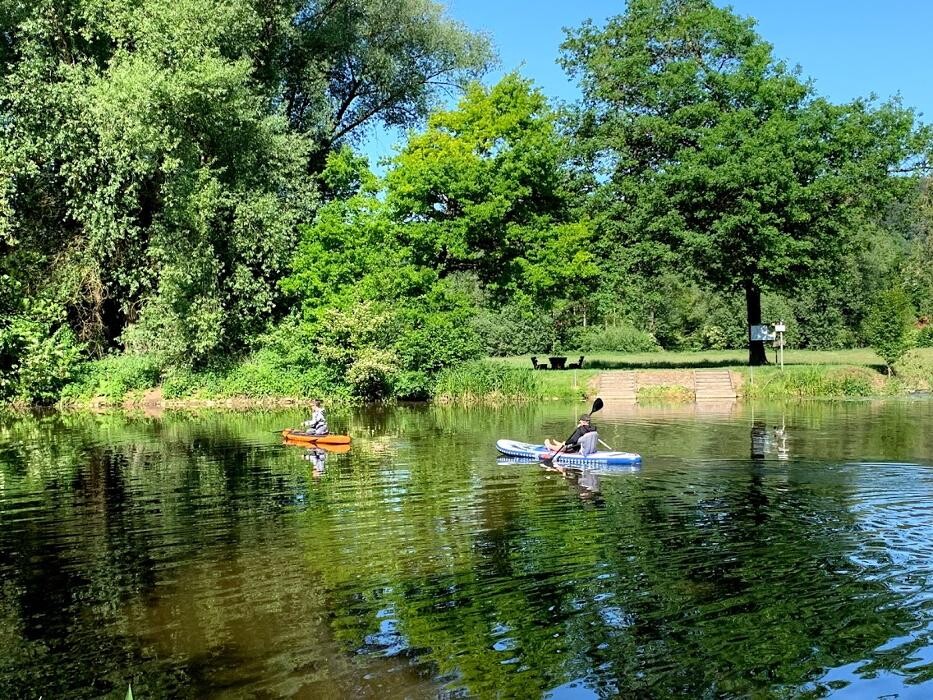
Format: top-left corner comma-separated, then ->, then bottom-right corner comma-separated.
282,430 -> 351,445
310,443 -> 351,454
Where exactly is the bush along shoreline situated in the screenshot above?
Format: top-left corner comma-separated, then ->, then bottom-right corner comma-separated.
35,349 -> 933,410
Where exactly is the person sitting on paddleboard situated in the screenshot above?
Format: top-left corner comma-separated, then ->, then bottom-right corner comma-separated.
545,414 -> 595,453
302,399 -> 328,436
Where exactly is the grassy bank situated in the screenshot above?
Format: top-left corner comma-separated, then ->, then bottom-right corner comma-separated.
433,361 -> 594,403
492,348 -> 933,400
58,353 -> 348,408
495,348 -> 889,371
58,356 -> 568,408
49,348 -> 933,408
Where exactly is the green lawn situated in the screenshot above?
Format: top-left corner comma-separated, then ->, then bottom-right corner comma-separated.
492,348 -> 892,371
488,347 -> 933,398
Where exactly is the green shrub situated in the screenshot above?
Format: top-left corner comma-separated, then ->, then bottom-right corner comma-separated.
161,367 -> 210,399
393,370 -> 432,401
863,285 -> 915,374
792,301 -> 857,349
824,368 -> 876,397
691,296 -> 747,350
893,350 -> 933,391
346,348 -> 399,400
916,325 -> 933,348
696,324 -> 733,351
161,351 -> 339,401
569,324 -> 661,353
471,303 -> 553,356
215,354 -> 298,398
395,306 -> 483,375
1,307 -> 85,405
434,360 -> 542,402
61,354 -> 162,403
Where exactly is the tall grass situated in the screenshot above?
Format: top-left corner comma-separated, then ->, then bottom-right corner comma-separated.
161,352 -> 341,401
743,366 -> 880,399
637,385 -> 695,402
893,349 -> 933,391
433,360 -> 543,403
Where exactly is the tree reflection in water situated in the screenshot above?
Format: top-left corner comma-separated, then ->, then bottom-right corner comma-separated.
0,401 -> 931,697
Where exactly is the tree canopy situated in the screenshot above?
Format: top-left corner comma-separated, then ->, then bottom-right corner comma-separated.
561,0 -> 930,363
387,73 -> 599,308
1,0 -> 932,403
0,0 -> 491,398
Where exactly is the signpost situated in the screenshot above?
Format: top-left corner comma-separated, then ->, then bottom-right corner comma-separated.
749,322 -> 786,370
774,321 -> 786,370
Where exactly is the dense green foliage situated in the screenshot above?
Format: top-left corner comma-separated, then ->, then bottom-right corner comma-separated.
2,0 -> 931,403
0,0 -> 490,402
61,354 -> 162,403
560,0 -> 930,365
386,74 -> 598,305
863,285 -> 916,373
570,324 -> 661,354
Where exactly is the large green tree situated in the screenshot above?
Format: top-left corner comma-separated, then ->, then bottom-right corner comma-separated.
278,147 -> 483,399
894,179 -> 933,321
561,0 -> 930,364
386,73 -> 599,311
0,0 -> 491,378
272,0 -> 493,166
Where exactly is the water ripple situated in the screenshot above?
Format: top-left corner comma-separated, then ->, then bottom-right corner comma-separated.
2,404 -> 933,698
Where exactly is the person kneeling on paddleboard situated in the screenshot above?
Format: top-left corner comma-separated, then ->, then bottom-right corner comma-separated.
302,399 -> 329,436
545,414 -> 595,454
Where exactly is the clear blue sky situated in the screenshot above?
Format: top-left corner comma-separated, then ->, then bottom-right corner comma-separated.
364,1 -> 932,166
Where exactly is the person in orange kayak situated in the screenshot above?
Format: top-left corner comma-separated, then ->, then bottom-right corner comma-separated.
545,414 -> 595,453
302,399 -> 329,436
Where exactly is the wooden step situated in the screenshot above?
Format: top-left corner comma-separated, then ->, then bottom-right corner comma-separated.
596,371 -> 637,400
693,370 -> 736,399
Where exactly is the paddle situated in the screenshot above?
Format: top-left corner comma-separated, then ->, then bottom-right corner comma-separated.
542,397 -> 604,468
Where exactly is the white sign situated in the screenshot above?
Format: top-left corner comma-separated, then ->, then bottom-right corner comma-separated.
750,324 -> 776,341
775,322 -> 786,333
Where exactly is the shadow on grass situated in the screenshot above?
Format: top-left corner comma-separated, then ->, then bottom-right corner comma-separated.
583,358 -> 741,370
580,360 -> 892,372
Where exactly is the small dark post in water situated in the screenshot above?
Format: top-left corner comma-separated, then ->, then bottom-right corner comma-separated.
750,421 -> 767,460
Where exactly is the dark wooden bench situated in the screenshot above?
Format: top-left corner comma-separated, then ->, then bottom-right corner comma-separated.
566,356 -> 585,369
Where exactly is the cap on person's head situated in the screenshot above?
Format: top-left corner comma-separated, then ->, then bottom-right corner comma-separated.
579,414 -> 591,423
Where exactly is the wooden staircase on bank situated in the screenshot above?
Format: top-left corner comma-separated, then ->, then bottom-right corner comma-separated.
693,370 -> 737,399
592,369 -> 737,402
597,372 -> 637,401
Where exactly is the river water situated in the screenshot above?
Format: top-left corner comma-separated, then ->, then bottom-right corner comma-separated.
1,399 -> 932,699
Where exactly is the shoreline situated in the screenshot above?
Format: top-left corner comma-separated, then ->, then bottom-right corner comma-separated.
6,350 -> 931,410
41,366 -> 932,411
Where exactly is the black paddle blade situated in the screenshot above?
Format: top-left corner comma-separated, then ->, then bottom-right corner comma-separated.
591,397 -> 604,414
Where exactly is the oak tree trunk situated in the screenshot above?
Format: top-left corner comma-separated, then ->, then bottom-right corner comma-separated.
745,282 -> 768,366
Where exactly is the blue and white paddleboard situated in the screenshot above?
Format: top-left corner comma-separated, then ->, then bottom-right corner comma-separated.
495,439 -> 642,467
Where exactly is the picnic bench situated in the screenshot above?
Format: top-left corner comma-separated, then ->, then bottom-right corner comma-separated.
530,355 -> 585,370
